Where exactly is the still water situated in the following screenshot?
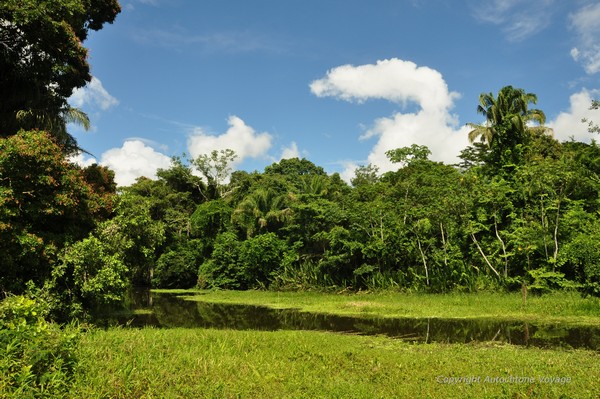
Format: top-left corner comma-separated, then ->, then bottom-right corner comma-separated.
116,290 -> 599,351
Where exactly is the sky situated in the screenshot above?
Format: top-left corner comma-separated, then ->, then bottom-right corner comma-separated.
68,0 -> 600,186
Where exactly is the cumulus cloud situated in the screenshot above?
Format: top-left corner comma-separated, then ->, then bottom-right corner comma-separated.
471,0 -> 555,42
280,141 -> 300,160
187,115 -> 272,165
99,140 -> 171,186
310,58 -> 470,177
69,153 -> 98,168
548,89 -> 600,142
69,77 -> 119,111
310,59 -> 458,112
569,3 -> 600,74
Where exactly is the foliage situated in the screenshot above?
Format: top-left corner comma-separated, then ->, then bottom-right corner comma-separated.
7,79 -> 600,318
49,235 -> 129,320
0,295 -> 80,397
191,149 -> 237,199
107,193 -> 166,286
0,130 -> 115,293
0,0 -> 120,152
264,157 -> 326,177
582,99 -> 599,134
238,233 -> 289,288
191,199 -> 232,240
153,239 -> 204,289
351,163 -> 380,186
197,232 -> 242,289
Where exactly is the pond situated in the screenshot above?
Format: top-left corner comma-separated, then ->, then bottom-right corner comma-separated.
115,290 -> 600,351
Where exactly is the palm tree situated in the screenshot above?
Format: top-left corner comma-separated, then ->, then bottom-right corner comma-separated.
467,86 -> 549,147
15,106 -> 90,154
232,188 -> 292,238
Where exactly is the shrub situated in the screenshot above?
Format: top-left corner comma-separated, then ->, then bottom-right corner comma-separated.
197,232 -> 241,289
153,239 -> 205,288
238,233 -> 288,288
0,295 -> 80,397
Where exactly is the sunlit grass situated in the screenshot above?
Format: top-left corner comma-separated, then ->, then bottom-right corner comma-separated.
71,327 -> 600,398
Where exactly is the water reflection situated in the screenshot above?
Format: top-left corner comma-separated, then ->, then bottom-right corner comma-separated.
118,290 -> 600,351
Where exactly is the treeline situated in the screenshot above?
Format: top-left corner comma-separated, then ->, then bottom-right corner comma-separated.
114,131 -> 600,298
2,90 -> 600,325
107,87 -> 599,297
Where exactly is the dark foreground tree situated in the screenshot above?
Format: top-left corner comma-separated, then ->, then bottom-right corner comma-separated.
0,0 -> 120,152
0,130 -> 116,293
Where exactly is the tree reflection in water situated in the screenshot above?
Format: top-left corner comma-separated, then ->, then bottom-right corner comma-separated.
114,290 -> 600,351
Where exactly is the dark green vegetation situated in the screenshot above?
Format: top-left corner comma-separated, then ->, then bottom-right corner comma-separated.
2,1 -> 600,397
0,0 -> 120,153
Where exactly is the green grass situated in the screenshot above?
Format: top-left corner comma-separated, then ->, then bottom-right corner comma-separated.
174,289 -> 600,325
70,327 -> 599,399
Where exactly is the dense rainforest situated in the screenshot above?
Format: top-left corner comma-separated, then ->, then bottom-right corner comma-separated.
1,1 -> 600,396
3,90 -> 600,320
1,0 -> 600,323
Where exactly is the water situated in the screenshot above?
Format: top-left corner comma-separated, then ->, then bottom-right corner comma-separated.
117,290 -> 600,351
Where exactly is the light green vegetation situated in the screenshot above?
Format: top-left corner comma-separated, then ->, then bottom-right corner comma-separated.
71,327 -> 599,399
173,289 -> 600,325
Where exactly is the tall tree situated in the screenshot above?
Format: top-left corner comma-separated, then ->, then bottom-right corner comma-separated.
0,0 -> 120,152
0,130 -> 115,293
467,86 -> 550,171
192,149 -> 237,199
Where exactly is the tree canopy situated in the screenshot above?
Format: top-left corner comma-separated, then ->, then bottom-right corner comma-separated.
0,0 -> 120,152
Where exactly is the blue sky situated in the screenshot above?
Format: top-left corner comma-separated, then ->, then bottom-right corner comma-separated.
69,0 -> 600,185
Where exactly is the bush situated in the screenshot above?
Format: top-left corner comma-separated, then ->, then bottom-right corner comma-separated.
238,233 -> 288,288
197,232 -> 241,289
153,239 -> 204,288
47,235 -> 129,321
0,295 -> 80,397
558,231 -> 600,297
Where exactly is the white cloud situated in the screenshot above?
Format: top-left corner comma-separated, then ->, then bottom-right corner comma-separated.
569,3 -> 600,74
280,141 -> 300,160
471,0 -> 555,42
339,161 -> 360,184
69,77 -> 119,111
187,116 -> 272,165
99,140 -> 171,186
69,153 -> 98,168
548,89 -> 600,142
310,59 -> 458,112
310,58 -> 470,177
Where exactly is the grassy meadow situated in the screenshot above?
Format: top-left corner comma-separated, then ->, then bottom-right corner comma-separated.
63,290 -> 600,398
71,327 -> 598,398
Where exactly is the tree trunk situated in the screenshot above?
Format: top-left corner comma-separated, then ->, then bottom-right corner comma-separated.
540,196 -> 549,261
440,222 -> 448,270
416,236 -> 429,286
470,233 -> 501,279
552,198 -> 562,269
493,213 -> 508,278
